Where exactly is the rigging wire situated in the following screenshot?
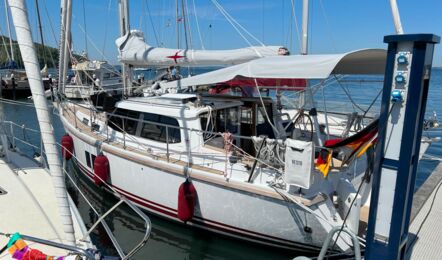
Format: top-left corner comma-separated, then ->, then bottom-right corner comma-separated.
145,0 -> 160,47
184,0 -> 193,49
0,27 -> 11,62
334,75 -> 367,113
42,0 -> 58,46
73,15 -> 116,69
0,1 -> 10,61
319,0 -> 337,52
35,0 -> 48,67
290,0 -> 302,53
101,0 -> 113,60
191,0 -> 205,49
181,0 -> 190,50
211,0 -> 265,48
82,0 -> 88,57
41,0 -> 58,71
176,0 -> 180,49
308,0 -> 313,54
37,0 -> 61,79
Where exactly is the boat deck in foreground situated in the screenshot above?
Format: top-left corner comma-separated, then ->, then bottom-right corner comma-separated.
406,162 -> 442,259
0,150 -> 88,258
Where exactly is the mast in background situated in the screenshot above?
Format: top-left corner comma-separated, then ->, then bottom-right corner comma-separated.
119,0 -> 133,97
4,0 -> 14,65
7,0 -> 76,245
300,0 -> 309,55
299,0 -> 324,146
389,0 -> 404,34
58,0 -> 68,95
35,0 -> 47,68
61,0 -> 72,95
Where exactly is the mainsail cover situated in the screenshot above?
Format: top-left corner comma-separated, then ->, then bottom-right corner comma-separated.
116,30 -> 286,67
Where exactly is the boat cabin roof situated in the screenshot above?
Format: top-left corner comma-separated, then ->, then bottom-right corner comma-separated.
116,94 -> 244,118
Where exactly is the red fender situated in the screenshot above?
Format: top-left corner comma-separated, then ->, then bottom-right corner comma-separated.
61,134 -> 74,160
93,154 -> 109,186
177,180 -> 197,222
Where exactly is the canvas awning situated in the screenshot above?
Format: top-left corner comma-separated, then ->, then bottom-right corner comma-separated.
159,49 -> 386,90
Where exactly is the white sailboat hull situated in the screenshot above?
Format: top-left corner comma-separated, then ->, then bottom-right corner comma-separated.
64,124 -> 333,252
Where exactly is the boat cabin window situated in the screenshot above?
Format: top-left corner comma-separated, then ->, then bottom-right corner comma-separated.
256,105 -> 275,138
102,72 -> 119,79
139,113 -> 181,143
200,107 -> 240,149
107,108 -> 140,135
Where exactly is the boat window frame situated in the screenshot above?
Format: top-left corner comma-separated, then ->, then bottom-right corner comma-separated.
138,112 -> 181,144
107,108 -> 142,135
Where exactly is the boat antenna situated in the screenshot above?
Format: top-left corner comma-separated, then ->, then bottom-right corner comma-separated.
8,0 -> 76,245
389,0 -> 404,34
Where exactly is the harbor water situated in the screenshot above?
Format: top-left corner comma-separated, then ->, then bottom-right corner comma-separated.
1,68 -> 441,259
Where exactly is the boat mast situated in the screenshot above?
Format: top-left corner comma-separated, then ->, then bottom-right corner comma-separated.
300,0 -> 308,55
389,0 -> 404,34
7,0 -> 76,245
4,0 -> 14,63
35,0 -> 47,67
61,0 -> 72,94
300,0 -> 324,146
119,0 -> 132,97
57,0 -> 68,94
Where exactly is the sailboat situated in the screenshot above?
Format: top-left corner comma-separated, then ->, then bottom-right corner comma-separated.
0,0 -> 52,100
55,0 -> 439,254
0,1 -> 153,259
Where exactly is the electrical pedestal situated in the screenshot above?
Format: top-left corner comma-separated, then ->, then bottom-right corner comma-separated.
365,34 -> 440,259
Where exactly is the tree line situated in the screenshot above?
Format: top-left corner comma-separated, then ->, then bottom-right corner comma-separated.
0,35 -> 83,69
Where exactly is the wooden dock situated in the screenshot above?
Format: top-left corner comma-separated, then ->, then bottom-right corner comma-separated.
406,162 -> 442,259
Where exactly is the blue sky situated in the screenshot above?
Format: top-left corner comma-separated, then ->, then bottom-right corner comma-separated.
6,0 -> 442,66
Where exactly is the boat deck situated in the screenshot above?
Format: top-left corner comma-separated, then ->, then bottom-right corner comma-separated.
0,150 -> 87,259
406,162 -> 442,259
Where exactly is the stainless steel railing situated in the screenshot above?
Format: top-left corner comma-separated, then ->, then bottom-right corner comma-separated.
0,120 -> 152,259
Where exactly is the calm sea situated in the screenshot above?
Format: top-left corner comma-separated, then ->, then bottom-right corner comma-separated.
1,68 -> 441,259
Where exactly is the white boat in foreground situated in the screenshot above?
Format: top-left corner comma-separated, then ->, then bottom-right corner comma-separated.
0,133 -> 94,259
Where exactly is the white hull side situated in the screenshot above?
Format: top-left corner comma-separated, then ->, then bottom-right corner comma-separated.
66,127 -> 332,252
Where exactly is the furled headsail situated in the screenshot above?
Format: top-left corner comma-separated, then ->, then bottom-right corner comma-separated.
116,30 -> 288,67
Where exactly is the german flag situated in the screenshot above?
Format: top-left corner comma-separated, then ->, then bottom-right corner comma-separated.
316,119 -> 379,177
317,148 -> 332,177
